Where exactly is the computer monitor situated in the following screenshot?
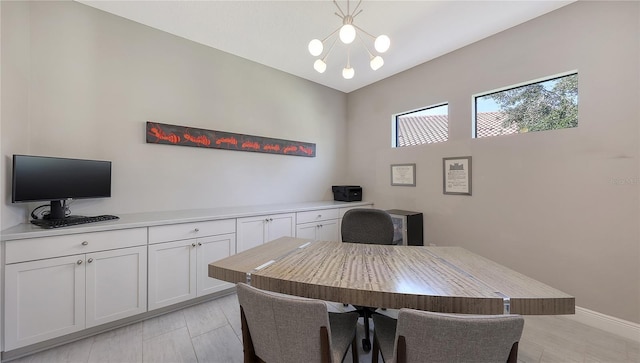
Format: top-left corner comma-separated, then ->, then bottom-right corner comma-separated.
12,154 -> 112,220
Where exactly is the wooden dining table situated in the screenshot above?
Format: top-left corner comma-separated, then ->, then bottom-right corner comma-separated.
208,237 -> 574,315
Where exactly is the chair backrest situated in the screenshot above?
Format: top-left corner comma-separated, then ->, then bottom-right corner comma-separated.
236,283 -> 333,363
393,309 -> 524,363
341,208 -> 394,245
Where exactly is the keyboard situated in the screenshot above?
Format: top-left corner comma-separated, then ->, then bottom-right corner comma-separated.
31,215 -> 120,229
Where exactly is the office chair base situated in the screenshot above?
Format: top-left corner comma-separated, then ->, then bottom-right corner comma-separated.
362,338 -> 372,352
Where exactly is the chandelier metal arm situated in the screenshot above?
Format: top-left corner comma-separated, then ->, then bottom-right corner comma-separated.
357,33 -> 374,57
333,0 -> 346,18
353,24 -> 376,40
321,26 -> 341,43
323,37 -> 339,61
351,0 -> 363,16
345,47 -> 351,67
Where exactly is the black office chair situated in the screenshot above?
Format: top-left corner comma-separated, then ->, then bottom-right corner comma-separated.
341,208 -> 395,351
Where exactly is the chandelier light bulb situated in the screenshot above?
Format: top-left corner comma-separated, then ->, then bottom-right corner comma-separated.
342,66 -> 355,79
339,24 -> 356,44
308,39 -> 323,57
314,59 -> 327,73
370,55 -> 384,71
374,35 -> 391,53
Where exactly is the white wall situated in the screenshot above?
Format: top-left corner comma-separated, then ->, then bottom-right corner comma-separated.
346,1 -> 640,323
1,1 -> 348,228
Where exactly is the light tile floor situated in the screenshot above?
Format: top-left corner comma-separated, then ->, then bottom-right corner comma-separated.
7,293 -> 640,363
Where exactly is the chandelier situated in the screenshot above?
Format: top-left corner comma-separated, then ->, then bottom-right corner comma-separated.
308,0 -> 390,79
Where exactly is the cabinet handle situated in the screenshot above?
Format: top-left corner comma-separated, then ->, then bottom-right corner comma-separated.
265,218 -> 269,223
192,243 -> 196,247
198,242 -> 202,246
194,228 -> 200,233
317,214 -> 322,218
87,258 -> 94,263
77,260 -> 83,265
81,241 -> 89,246
269,218 -> 273,222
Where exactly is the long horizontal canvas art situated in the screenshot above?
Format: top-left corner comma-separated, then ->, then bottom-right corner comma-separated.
146,122 -> 316,157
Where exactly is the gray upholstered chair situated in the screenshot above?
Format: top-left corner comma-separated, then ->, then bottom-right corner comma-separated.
236,282 -> 359,363
341,208 -> 395,245
341,208 -> 395,351
372,309 -> 525,363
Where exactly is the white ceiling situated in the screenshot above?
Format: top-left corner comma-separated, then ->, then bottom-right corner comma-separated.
77,0 -> 575,93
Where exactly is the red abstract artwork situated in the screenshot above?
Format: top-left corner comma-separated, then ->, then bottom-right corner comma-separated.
146,122 -> 316,157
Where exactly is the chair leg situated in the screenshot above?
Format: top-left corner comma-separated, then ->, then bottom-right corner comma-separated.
372,333 -> 380,363
507,342 -> 519,363
240,306 -> 260,363
396,335 -> 407,363
320,326 -> 330,363
362,309 -> 372,352
351,333 -> 359,363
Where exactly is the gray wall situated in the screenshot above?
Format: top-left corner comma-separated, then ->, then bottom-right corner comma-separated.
346,1 -> 640,323
1,1 -> 347,227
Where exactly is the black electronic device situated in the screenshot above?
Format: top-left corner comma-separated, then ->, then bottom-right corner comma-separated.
332,185 -> 362,202
12,154 -> 112,221
387,209 -> 423,246
30,214 -> 119,229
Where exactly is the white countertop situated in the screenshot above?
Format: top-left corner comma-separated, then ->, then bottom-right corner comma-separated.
1,200 -> 373,241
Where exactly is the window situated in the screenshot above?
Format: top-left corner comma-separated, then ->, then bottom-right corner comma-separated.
393,104 -> 448,147
474,72 -> 578,138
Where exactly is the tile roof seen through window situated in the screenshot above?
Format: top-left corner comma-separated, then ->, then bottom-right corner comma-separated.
396,111 -> 517,147
397,114 -> 449,146
475,111 -> 518,138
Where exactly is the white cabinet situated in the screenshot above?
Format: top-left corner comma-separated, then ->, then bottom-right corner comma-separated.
85,246 -> 147,328
4,229 -> 147,350
147,220 -> 235,310
5,255 -> 86,350
296,209 -> 340,241
236,213 -> 295,252
197,234 -> 236,295
296,219 -> 340,240
148,239 -> 196,310
0,201 -> 374,353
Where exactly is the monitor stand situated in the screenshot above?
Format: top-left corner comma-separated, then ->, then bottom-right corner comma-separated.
45,200 -> 66,220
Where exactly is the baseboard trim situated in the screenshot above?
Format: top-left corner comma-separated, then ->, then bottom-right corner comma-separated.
567,306 -> 640,341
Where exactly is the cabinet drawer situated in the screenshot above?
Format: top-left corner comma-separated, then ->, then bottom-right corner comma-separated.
148,219 -> 235,244
296,209 -> 339,224
5,228 -> 147,264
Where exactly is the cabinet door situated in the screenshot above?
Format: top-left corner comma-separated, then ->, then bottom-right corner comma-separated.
296,222 -> 319,240
266,213 -> 296,242
236,216 -> 267,253
316,219 -> 340,241
148,240 -> 197,310
85,246 -> 148,328
4,255 -> 86,350
196,233 -> 236,296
